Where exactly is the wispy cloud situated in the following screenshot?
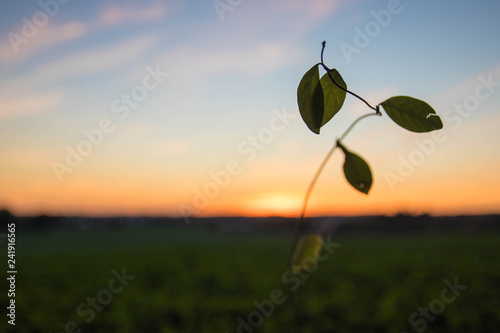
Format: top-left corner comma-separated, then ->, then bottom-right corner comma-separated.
0,21 -> 89,66
0,2 -> 168,68
0,33 -> 158,121
99,1 -> 168,26
202,41 -> 302,77
30,33 -> 158,83
433,62 -> 500,109
0,91 -> 62,121
160,39 -> 303,84
269,0 -> 347,30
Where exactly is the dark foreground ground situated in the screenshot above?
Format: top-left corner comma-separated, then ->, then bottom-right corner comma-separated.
1,214 -> 500,332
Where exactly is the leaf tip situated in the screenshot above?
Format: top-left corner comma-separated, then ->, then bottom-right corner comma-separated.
359,182 -> 370,194
340,143 -> 373,195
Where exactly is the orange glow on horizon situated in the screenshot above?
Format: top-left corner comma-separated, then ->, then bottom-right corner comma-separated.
243,193 -> 302,217
3,173 -> 500,217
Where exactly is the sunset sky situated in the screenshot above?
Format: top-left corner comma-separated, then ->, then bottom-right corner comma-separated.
1,0 -> 499,218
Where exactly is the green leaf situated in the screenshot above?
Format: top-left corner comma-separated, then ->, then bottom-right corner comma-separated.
380,96 -> 443,133
338,143 -> 373,195
292,234 -> 323,275
297,64 -> 324,134
319,69 -> 347,127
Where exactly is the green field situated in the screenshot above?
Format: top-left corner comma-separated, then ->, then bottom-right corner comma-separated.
3,226 -> 500,333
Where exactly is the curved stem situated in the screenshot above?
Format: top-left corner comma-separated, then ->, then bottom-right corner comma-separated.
286,111 -> 380,333
287,143 -> 337,333
338,112 -> 380,142
287,144 -> 337,270
320,41 -> 381,114
287,41 -> 383,332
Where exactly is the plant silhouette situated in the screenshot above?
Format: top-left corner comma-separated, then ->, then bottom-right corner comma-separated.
287,41 -> 444,333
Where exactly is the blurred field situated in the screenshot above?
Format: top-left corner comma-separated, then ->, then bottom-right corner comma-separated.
2,225 -> 500,333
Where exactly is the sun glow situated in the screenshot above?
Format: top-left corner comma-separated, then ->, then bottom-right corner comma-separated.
246,193 -> 302,216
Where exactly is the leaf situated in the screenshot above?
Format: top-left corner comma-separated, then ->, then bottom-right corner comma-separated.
319,69 -> 347,127
338,143 -> 373,194
292,234 -> 323,275
297,64 -> 324,134
380,96 -> 443,133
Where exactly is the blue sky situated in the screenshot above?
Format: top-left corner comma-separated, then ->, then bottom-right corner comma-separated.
1,0 -> 500,216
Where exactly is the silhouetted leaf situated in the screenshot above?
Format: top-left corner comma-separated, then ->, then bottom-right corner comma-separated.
338,143 -> 373,194
297,64 -> 324,134
292,234 -> 323,275
320,69 -> 347,127
381,96 -> 443,133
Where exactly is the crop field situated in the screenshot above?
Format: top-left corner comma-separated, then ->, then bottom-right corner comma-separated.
2,225 -> 500,333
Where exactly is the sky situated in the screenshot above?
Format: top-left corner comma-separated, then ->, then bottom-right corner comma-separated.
1,0 -> 499,218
